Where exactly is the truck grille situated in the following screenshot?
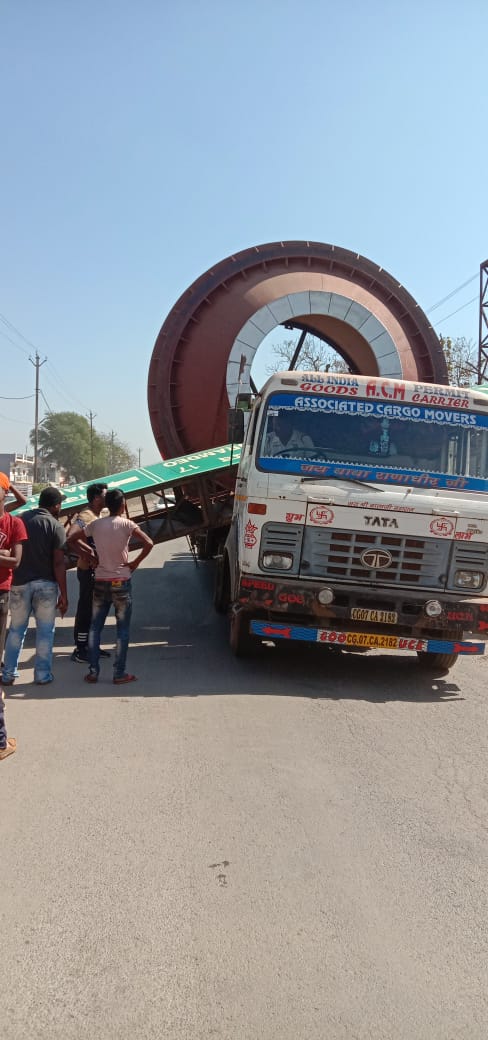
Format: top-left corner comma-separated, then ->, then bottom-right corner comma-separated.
301,528 -> 450,588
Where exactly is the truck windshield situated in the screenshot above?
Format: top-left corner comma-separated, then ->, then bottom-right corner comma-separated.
257,391 -> 488,492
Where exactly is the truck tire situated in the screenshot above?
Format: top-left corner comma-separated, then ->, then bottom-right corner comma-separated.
417,650 -> 459,673
229,609 -> 253,657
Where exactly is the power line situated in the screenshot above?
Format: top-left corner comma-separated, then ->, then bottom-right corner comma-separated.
40,389 -> 53,413
0,327 -> 31,356
44,360 -> 91,413
433,295 -> 479,327
0,394 -> 35,400
426,274 -> 478,314
0,312 -> 40,353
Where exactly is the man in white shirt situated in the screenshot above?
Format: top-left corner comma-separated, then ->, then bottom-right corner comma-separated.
68,488 -> 153,685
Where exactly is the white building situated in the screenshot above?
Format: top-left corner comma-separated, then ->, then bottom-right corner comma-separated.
0,452 -> 63,494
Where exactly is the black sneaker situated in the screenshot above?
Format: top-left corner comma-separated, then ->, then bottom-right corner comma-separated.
99,649 -> 111,658
71,648 -> 89,663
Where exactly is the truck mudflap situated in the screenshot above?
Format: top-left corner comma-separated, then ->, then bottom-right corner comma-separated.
250,621 -> 486,656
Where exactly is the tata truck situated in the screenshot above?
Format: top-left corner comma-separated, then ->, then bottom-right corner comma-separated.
214,372 -> 488,671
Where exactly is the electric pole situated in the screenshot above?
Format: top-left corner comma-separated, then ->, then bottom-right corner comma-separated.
30,352 -> 47,483
478,260 -> 488,384
138,447 -> 142,467
87,411 -> 97,472
109,430 -> 115,471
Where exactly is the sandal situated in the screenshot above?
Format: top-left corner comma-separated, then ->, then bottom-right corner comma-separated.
0,737 -> 17,760
113,674 -> 137,685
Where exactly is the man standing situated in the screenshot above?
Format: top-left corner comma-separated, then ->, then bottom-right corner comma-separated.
68,482 -> 110,663
2,487 -> 68,686
0,474 -> 28,667
68,488 -> 153,685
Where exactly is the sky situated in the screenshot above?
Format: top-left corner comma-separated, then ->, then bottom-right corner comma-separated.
1,0 -> 487,468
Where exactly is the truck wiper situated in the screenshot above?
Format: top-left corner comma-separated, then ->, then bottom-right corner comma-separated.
300,476 -> 384,491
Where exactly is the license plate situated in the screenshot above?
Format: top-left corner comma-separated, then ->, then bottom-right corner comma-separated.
350,607 -> 397,624
317,630 -> 426,650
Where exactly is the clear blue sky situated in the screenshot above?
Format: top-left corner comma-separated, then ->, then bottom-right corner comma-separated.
1,0 -> 487,466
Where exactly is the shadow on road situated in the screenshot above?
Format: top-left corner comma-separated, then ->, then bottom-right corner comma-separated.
7,553 -> 464,705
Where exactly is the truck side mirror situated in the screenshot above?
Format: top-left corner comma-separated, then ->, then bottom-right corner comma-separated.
228,408 -> 245,444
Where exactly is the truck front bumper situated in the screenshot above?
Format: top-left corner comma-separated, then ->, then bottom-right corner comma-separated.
249,620 -> 485,656
238,575 -> 488,637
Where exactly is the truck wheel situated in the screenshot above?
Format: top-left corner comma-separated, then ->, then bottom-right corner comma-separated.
213,554 -> 230,614
229,609 -> 253,657
417,651 -> 459,673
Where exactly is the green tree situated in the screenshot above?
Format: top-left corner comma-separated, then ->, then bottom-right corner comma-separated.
32,412 -> 106,483
32,412 -> 137,481
98,432 -> 137,473
266,334 -> 350,376
439,336 -> 478,386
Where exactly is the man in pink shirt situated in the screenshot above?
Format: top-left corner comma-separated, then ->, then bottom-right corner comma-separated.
68,488 -> 153,684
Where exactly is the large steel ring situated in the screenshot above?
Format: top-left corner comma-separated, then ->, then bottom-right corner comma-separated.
148,241 -> 446,458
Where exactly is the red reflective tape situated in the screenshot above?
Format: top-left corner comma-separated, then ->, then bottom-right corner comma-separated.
261,625 -> 292,639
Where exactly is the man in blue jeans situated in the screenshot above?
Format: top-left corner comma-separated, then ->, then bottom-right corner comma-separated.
67,488 -> 153,684
2,486 -> 68,686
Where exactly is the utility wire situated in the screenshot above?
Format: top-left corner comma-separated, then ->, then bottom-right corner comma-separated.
44,360 -> 91,413
0,327 -> 31,356
426,274 -> 478,313
40,389 -> 53,414
0,312 -> 40,353
433,295 -> 479,327
0,394 -> 35,400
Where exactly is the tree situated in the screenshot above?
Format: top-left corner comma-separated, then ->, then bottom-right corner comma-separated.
268,332 -> 479,386
98,432 -> 137,473
439,336 -> 478,386
266,334 -> 350,376
33,412 -> 107,483
31,412 -> 137,483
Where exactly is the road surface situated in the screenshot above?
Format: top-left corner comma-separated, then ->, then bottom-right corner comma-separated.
3,539 -> 488,1039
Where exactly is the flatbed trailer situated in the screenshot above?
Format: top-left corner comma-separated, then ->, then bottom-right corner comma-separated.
13,445 -> 241,554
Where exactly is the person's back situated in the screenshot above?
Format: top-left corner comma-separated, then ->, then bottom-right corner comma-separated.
13,507 -> 64,585
2,487 -> 67,686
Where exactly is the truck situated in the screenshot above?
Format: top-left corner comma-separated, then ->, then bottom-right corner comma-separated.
13,242 -> 488,673
213,371 -> 488,671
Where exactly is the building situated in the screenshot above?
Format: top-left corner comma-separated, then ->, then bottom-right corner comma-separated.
0,452 -> 63,494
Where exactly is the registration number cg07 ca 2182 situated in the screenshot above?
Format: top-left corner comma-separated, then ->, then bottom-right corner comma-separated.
350,607 -> 397,624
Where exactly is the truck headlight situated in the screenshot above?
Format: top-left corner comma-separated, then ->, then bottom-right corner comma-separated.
318,587 -> 334,605
262,553 -> 293,571
454,570 -> 484,589
424,599 -> 443,617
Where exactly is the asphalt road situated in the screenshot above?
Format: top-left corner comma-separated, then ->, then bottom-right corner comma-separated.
3,539 -> 488,1039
